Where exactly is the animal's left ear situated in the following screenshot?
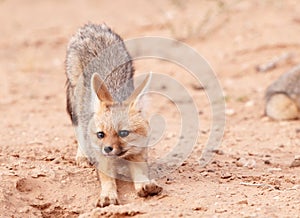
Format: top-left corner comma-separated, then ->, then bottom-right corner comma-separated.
91,73 -> 113,112
126,73 -> 152,111
91,73 -> 113,103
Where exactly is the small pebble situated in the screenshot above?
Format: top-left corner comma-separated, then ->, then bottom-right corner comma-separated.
192,206 -> 208,211
290,158 -> 300,168
236,161 -> 244,167
221,172 -> 232,179
212,149 -> 224,155
225,108 -> 235,116
19,206 -> 30,213
215,208 -> 227,213
52,157 -> 62,164
165,180 -> 172,184
245,100 -> 254,107
237,199 -> 248,205
16,178 -> 32,192
267,168 -> 282,173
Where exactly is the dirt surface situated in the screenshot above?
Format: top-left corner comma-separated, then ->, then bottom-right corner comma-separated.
1,0 -> 300,217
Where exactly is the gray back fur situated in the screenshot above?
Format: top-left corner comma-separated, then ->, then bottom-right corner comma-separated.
65,23 -> 134,126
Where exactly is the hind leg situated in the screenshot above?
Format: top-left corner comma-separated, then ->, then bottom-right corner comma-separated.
74,125 -> 91,167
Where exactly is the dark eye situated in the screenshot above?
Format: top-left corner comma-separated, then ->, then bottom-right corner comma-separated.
118,130 -> 130,138
96,131 -> 105,139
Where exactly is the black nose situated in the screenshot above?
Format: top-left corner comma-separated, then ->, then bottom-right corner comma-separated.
104,146 -> 113,153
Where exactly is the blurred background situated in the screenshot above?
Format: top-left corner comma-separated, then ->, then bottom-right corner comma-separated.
0,0 -> 300,217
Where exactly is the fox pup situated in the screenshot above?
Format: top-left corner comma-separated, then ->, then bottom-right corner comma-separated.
265,65 -> 300,120
65,24 -> 162,207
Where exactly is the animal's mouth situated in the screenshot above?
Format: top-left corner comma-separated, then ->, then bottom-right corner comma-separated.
102,149 -> 128,158
117,149 -> 128,157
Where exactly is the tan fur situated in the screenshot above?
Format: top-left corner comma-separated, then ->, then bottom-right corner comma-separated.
266,93 -> 299,120
65,23 -> 162,207
265,65 -> 300,120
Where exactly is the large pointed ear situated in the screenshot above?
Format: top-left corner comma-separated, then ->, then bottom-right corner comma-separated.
126,73 -> 152,111
91,73 -> 113,108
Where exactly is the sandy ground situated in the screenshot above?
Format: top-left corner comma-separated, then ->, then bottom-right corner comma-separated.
0,0 -> 300,217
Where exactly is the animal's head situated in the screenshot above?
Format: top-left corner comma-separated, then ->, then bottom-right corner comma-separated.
88,73 -> 151,158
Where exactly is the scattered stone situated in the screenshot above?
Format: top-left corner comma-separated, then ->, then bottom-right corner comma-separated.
270,179 -> 281,187
220,172 -> 232,179
290,155 -> 300,168
211,149 -> 224,155
160,85 -> 167,90
291,185 -> 300,190
236,160 -> 244,167
267,168 -> 282,173
192,206 -> 208,211
44,156 -> 56,161
215,208 -> 227,213
261,116 -> 270,122
30,202 -> 52,210
19,206 -> 31,213
245,100 -> 254,107
36,194 -> 44,200
190,83 -> 205,90
27,141 -> 43,146
165,132 -> 175,140
237,199 -> 248,205
181,161 -> 188,167
30,169 -> 47,178
16,178 -> 32,192
201,171 -> 209,177
201,129 -> 209,134
165,178 -> 172,184
255,53 -> 292,72
11,154 -> 20,158
52,157 -> 62,164
236,157 -> 256,168
225,108 -> 235,116
79,205 -> 144,218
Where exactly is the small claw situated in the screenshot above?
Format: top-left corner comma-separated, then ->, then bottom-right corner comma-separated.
137,181 -> 163,197
96,195 -> 119,207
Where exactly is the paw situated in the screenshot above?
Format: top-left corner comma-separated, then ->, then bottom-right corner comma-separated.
96,193 -> 119,207
136,181 -> 163,197
75,156 -> 91,168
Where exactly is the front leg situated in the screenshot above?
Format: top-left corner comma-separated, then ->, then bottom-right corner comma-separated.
128,156 -> 162,197
96,159 -> 119,207
96,171 -> 118,207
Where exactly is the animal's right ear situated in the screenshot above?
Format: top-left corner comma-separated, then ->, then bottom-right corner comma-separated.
91,73 -> 113,110
126,73 -> 152,112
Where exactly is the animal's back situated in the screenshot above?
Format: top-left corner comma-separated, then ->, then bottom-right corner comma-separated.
65,24 -> 134,125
